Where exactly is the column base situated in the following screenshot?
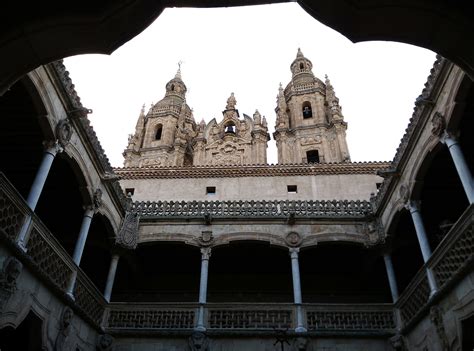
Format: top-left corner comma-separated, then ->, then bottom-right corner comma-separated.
66,291 -> 76,301
295,326 -> 307,333
194,326 -> 206,332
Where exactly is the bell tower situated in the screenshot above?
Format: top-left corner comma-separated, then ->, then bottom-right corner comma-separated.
123,68 -> 196,167
274,49 -> 350,164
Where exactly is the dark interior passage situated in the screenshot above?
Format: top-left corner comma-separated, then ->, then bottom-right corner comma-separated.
299,244 -> 392,303
208,241 -> 293,303
0,311 -> 43,351
112,242 -> 201,302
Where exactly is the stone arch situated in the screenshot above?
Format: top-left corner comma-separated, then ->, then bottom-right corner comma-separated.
0,76 -> 52,198
0,309 -> 45,351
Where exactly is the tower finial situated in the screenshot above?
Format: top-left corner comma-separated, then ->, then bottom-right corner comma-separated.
297,48 -> 304,58
175,60 -> 183,78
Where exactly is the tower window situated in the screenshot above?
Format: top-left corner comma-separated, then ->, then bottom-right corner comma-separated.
302,102 -> 313,119
299,62 -> 304,70
206,186 -> 216,195
224,122 -> 236,134
171,84 -> 175,91
155,124 -> 163,140
306,150 -> 320,164
287,185 -> 297,193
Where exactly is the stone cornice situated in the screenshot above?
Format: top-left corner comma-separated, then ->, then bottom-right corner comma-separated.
115,161 -> 389,180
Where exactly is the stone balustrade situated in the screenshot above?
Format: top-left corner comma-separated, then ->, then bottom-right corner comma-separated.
0,172 -> 106,328
133,199 -> 373,219
396,203 -> 474,329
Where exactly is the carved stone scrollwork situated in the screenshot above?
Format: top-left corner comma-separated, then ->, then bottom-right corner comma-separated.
285,231 -> 302,247
55,119 -> 73,147
430,305 -> 450,350
96,334 -> 114,351
54,306 -> 74,351
116,212 -> 139,250
188,331 -> 210,351
293,336 -> 309,350
431,112 -> 446,138
0,256 -> 22,311
389,333 -> 408,351
365,218 -> 385,246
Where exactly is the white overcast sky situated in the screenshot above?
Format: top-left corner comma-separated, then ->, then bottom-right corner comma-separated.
64,3 -> 436,167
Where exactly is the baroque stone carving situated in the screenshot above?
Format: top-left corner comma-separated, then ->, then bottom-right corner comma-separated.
399,184 -> 410,204
431,112 -> 446,137
0,256 -> 22,311
54,306 -> 74,351
116,212 -> 139,249
96,334 -> 114,351
56,119 -> 73,147
226,92 -> 237,110
188,331 -> 210,351
285,231 -> 302,247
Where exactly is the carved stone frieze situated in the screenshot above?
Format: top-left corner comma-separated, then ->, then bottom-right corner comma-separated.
188,331 -> 210,351
0,256 -> 22,311
116,212 -> 139,250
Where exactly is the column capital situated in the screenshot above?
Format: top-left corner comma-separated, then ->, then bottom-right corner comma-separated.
404,200 -> 421,213
289,247 -> 300,258
200,247 -> 212,260
43,140 -> 63,155
440,131 -> 458,147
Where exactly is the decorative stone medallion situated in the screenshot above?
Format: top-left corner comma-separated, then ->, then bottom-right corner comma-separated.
285,231 -> 302,247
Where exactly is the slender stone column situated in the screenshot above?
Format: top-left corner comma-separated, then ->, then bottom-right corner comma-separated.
17,141 -> 63,247
66,206 -> 96,297
406,201 -> 438,296
104,254 -> 120,302
72,206 -> 95,265
383,253 -> 399,302
442,134 -> 474,204
289,248 -> 306,333
196,247 -> 211,331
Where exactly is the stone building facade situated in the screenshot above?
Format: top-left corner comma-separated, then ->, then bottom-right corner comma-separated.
0,24 -> 473,351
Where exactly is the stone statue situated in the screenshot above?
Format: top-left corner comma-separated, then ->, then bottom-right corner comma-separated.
226,92 -> 237,110
96,334 -> 114,351
0,256 -> 22,311
54,306 -> 74,351
188,331 -> 210,351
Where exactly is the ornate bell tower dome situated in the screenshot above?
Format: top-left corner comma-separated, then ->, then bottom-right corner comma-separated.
123,68 -> 196,167
273,49 -> 350,164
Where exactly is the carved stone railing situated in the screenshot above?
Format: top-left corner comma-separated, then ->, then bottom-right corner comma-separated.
207,303 -> 293,330
396,204 -> 474,329
105,303 -> 197,329
305,304 -> 396,333
0,172 -> 106,328
133,200 -> 373,219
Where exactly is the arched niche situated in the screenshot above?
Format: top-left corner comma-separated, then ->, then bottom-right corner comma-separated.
0,77 -> 51,198
0,310 -> 44,351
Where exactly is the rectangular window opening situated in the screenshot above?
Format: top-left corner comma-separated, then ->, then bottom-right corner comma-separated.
287,185 -> 298,194
206,186 -> 216,195
125,188 -> 135,196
